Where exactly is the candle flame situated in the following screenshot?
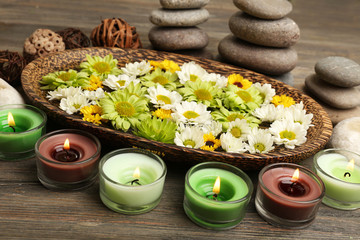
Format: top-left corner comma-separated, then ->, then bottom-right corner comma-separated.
7,112 -> 15,127
133,167 -> 140,179
213,176 -> 221,194
63,138 -> 70,151
291,168 -> 300,182
347,159 -> 355,172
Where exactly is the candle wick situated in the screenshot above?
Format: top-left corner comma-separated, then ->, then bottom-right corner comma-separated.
344,172 -> 351,178
290,181 -> 295,188
10,126 -> 15,132
213,193 -> 218,201
131,179 -> 141,186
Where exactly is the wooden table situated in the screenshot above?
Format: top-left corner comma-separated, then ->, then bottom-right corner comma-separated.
0,0 -> 359,239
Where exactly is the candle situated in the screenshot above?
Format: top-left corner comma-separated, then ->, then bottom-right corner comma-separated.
183,162 -> 253,230
0,104 -> 47,161
99,148 -> 167,214
313,148 -> 360,210
255,163 -> 325,229
35,129 -> 101,190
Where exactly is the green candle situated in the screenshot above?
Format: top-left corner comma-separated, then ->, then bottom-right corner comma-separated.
184,162 -> 253,230
0,104 -> 47,161
313,149 -> 360,210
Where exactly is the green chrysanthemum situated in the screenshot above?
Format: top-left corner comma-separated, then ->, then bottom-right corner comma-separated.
133,117 -> 177,144
122,81 -> 148,102
80,54 -> 121,80
223,85 -> 262,113
212,107 -> 261,130
40,69 -> 89,90
99,90 -> 150,131
140,67 -> 179,91
179,79 -> 223,108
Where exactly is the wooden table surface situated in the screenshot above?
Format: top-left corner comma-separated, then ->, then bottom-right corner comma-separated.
0,0 -> 359,239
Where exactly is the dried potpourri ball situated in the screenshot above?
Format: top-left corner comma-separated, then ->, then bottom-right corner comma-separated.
0,50 -> 27,86
90,18 -> 142,49
23,29 -> 65,63
56,28 -> 90,49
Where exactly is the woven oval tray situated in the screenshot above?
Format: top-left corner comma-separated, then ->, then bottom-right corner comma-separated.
22,47 -> 332,170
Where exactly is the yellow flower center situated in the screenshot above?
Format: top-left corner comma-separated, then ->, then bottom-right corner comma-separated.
190,74 -> 199,82
58,72 -> 72,81
230,127 -> 242,138
236,91 -> 252,102
254,143 -> 266,152
73,104 -> 81,109
117,80 -> 126,86
183,110 -> 199,119
153,109 -> 172,119
194,89 -> 212,101
152,75 -> 168,85
93,62 -> 111,74
280,130 -> 296,140
227,113 -> 244,122
115,101 -> 135,117
156,95 -> 172,105
183,139 -> 196,148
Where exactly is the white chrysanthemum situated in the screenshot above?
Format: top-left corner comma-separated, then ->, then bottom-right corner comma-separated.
252,82 -> 276,105
252,104 -> 285,122
46,86 -> 83,100
200,120 -> 223,136
59,94 -> 89,114
103,74 -> 139,90
246,127 -> 275,154
220,132 -> 247,153
174,126 -> 204,149
203,72 -> 228,88
227,118 -> 251,140
269,120 -> 307,149
176,61 -> 208,84
121,60 -> 152,77
145,85 -> 182,110
283,102 -> 313,130
171,101 -> 212,125
83,88 -> 105,104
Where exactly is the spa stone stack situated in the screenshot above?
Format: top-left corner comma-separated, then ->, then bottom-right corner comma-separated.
218,0 -> 300,85
148,0 -> 210,52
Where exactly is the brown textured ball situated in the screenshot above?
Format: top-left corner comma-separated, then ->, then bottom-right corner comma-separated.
0,50 -> 27,86
90,18 -> 142,49
23,29 -> 66,63
56,28 -> 90,49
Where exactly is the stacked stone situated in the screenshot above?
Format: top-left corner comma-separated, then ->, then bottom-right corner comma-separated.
218,0 -> 300,83
148,0 -> 210,52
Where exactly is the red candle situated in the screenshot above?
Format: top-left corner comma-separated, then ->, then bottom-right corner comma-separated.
35,129 -> 101,190
255,163 -> 325,228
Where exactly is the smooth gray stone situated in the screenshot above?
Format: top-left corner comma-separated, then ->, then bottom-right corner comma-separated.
218,35 -> 297,75
269,72 -> 294,86
233,0 -> 292,20
148,26 -> 209,51
315,56 -> 360,87
229,12 -> 300,48
150,8 -> 209,27
305,74 -> 360,109
160,0 -> 210,9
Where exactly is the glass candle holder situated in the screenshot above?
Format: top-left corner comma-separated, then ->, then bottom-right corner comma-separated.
35,129 -> 101,190
313,148 -> 360,210
0,104 -> 47,161
99,148 -> 167,215
183,162 -> 253,230
255,163 -> 325,229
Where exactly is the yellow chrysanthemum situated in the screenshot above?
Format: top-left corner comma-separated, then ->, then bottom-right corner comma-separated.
271,95 -> 295,107
83,75 -> 103,91
80,105 -> 103,125
152,108 -> 172,119
228,73 -> 252,89
200,133 -> 221,151
150,59 -> 180,73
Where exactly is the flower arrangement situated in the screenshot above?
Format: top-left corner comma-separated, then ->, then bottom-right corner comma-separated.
41,54 -> 313,154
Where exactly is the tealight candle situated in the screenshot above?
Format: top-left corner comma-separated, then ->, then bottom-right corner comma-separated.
99,148 -> 167,214
35,129 -> 101,190
255,163 -> 325,229
183,162 -> 253,230
313,148 -> 360,210
0,104 -> 47,161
